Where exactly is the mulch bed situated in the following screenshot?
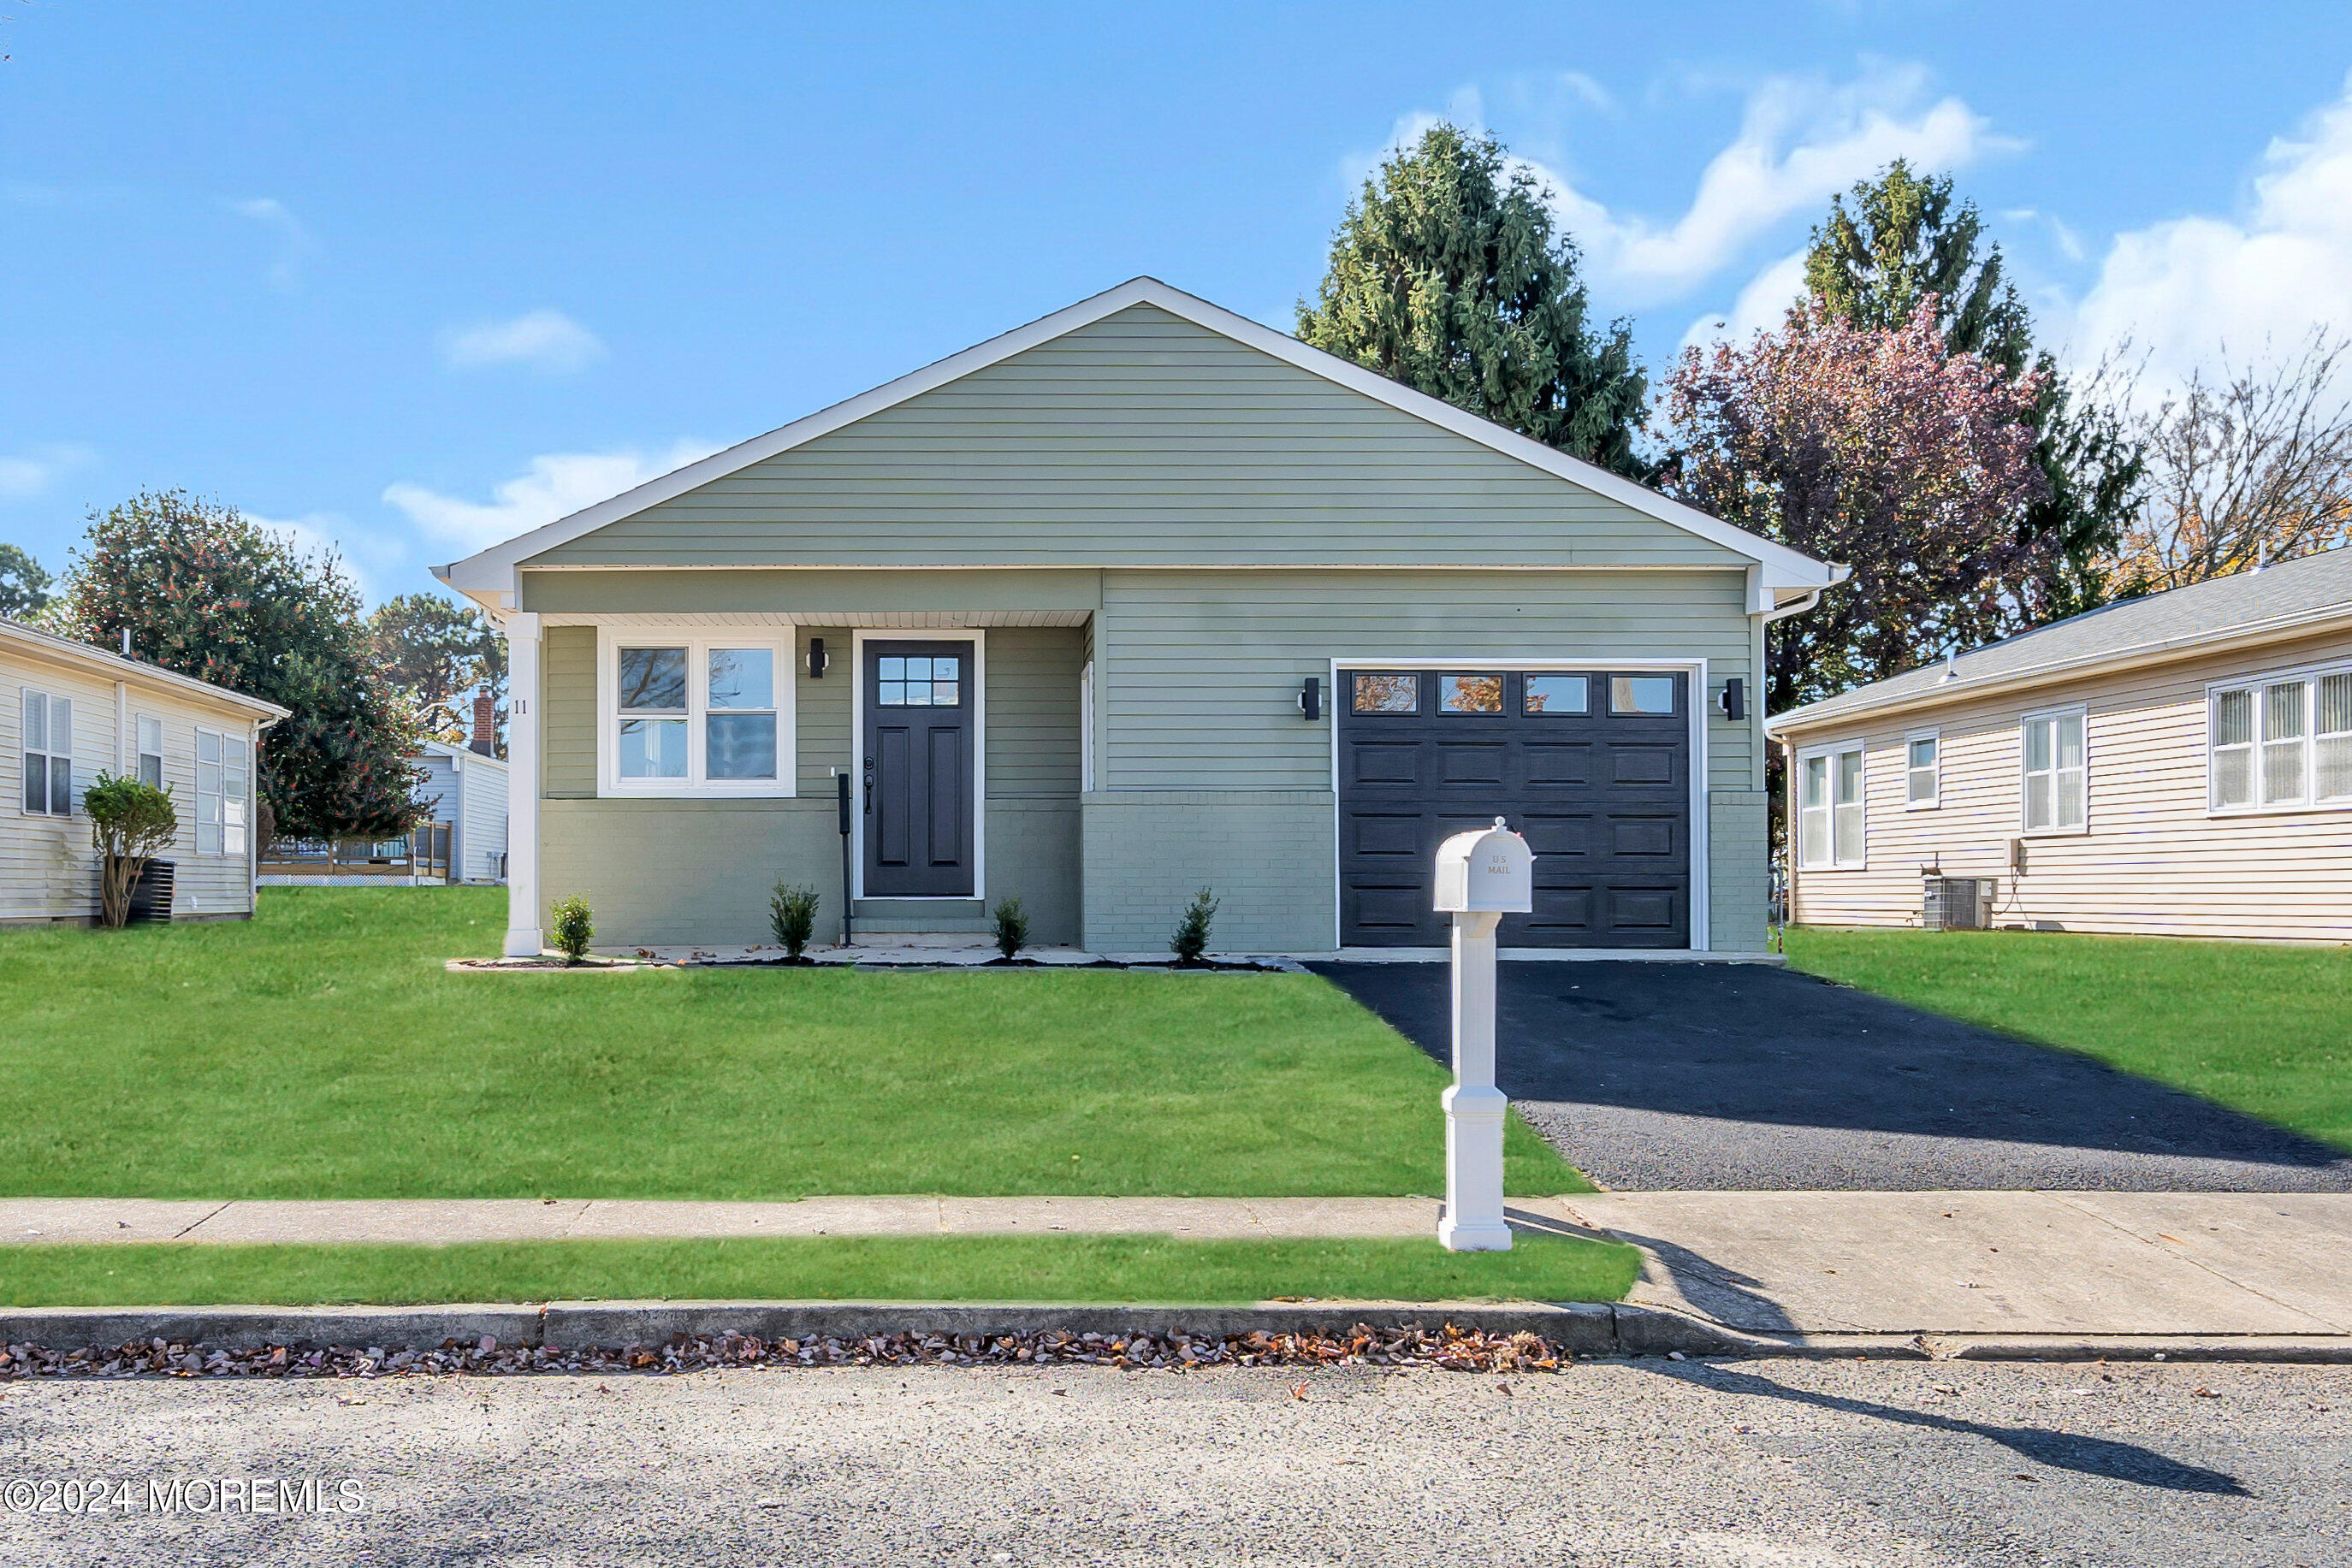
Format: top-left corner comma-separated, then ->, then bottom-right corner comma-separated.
0,1323 -> 1568,1379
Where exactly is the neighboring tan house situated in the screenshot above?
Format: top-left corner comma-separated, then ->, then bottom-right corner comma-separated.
1768,548 -> 2352,942
2,617 -> 287,926
435,278 -> 1844,958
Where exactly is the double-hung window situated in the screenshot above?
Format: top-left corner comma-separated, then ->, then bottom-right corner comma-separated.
2210,665 -> 2352,813
136,715 -> 164,790
1797,744 -> 1865,869
607,635 -> 791,795
194,727 -> 249,855
1905,731 -> 1940,808
21,689 -> 71,816
2021,707 -> 2087,833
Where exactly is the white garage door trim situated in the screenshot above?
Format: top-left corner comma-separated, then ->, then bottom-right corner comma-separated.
1326,656 -> 1711,955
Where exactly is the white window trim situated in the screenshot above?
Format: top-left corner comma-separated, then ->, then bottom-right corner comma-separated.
193,724 -> 250,858
596,630 -> 797,799
1903,727 -> 1940,811
20,686 -> 72,819
2206,657 -> 2352,818
2018,703 -> 2090,837
1794,741 -> 1867,870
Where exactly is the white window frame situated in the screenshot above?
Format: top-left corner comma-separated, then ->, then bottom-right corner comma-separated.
597,630 -> 797,798
1903,728 -> 1940,811
193,725 -> 250,857
135,713 -> 165,791
2019,704 -> 2089,837
1794,742 -> 1866,870
2207,657 -> 2352,817
21,686 -> 72,818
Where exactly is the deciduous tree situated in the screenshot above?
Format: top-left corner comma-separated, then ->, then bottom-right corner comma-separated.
1298,123 -> 1652,479
367,591 -> 506,753
0,542 -> 50,618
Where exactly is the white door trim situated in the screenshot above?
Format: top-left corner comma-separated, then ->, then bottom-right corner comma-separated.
850,628 -> 986,902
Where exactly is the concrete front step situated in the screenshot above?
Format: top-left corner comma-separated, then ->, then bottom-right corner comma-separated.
854,898 -> 985,920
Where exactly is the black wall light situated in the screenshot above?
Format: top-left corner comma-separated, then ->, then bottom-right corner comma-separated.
807,637 -> 828,678
1298,676 -> 1321,721
1718,677 -> 1745,720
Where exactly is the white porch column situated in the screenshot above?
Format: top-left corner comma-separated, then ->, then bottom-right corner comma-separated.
501,612 -> 543,956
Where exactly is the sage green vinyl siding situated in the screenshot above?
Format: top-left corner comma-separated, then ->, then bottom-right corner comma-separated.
521,570 -> 1100,618
980,627 -> 1084,944
542,625 -> 597,796
1093,569 -> 1756,792
524,305 -> 1747,572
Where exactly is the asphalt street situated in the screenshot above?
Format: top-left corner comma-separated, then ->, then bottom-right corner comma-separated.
1312,961 -> 2352,1192
1,1360 -> 2345,1565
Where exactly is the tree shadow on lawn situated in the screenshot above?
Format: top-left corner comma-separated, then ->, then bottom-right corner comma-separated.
1312,962 -> 2352,1189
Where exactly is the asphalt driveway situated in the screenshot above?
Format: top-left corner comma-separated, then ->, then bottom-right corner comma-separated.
1311,961 -> 2352,1192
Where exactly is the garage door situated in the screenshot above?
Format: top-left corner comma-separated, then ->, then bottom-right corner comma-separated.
1337,668 -> 1691,948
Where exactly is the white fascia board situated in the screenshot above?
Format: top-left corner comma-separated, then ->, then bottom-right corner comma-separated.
0,618 -> 292,719
437,277 -> 1846,597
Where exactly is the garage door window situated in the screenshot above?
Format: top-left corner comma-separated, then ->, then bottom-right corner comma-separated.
1440,674 -> 1502,713
1352,673 -> 1419,714
1522,675 -> 1589,714
1611,676 -> 1677,715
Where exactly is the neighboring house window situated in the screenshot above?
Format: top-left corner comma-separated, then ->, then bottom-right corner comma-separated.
195,727 -> 249,855
21,689 -> 71,816
1797,745 -> 1864,869
136,715 -> 164,790
606,636 -> 793,795
2021,708 -> 2087,832
1905,732 -> 1940,808
2211,666 -> 2352,812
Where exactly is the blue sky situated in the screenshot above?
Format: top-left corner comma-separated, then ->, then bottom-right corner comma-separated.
5,2 -> 2351,605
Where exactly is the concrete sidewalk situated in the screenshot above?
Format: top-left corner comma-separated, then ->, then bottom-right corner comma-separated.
8,1192 -> 2350,1342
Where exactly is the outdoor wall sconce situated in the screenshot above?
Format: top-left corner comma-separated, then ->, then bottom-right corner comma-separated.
1718,677 -> 1745,720
1299,676 -> 1321,720
807,638 -> 828,678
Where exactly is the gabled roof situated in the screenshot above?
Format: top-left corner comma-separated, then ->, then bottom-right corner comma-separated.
1769,547 -> 2352,735
414,737 -> 508,771
0,617 -> 291,719
437,277 -> 1844,603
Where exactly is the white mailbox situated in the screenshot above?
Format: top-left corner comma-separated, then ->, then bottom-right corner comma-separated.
1432,820 -> 1535,914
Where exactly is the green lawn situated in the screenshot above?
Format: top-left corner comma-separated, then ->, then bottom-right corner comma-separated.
0,888 -> 1582,1198
0,1232 -> 1638,1307
1786,926 -> 2352,1152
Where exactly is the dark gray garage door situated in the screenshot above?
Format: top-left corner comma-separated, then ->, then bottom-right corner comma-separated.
1337,668 -> 1691,948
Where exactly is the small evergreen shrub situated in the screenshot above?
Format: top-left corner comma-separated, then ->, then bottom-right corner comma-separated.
549,894 -> 595,965
1170,887 -> 1219,965
992,896 -> 1029,960
770,882 -> 821,959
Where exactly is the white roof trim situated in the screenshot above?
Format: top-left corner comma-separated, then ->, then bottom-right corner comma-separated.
438,278 -> 1845,601
0,618 -> 291,719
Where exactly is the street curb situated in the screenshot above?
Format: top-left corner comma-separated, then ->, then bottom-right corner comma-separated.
4,1301 -> 2348,1363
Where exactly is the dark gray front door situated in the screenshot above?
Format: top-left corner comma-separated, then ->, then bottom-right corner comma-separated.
863,640 -> 975,898
1336,668 -> 1691,948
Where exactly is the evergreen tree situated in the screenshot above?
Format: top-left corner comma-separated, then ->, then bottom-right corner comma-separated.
0,541 -> 50,619
1299,124 -> 1652,479
58,490 -> 424,840
1805,161 -> 2143,621
368,591 -> 506,754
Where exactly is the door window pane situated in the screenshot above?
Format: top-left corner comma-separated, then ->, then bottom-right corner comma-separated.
619,718 -> 688,778
1522,675 -> 1588,714
1440,675 -> 1502,713
1610,676 -> 1676,714
879,653 -> 961,707
708,648 -> 773,710
706,713 -> 777,779
618,647 -> 688,711
1351,673 -> 1418,714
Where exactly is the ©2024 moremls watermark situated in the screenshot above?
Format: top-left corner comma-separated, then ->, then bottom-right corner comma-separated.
4,1476 -> 366,1516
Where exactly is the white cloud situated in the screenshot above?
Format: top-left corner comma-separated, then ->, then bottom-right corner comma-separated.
249,510 -> 408,606
228,197 -> 315,288
0,442 -> 97,501
442,310 -> 607,373
2060,73 -> 2352,395
383,441 -> 718,557
1680,248 -> 1810,354
1349,63 -> 2011,309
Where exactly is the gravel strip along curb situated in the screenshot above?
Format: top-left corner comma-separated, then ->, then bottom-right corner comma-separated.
2,1302 -> 2349,1370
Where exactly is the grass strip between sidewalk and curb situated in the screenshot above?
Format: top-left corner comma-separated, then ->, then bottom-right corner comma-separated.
0,1233 -> 1642,1310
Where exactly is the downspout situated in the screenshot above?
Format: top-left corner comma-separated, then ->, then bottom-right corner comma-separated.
1756,583 -> 1830,944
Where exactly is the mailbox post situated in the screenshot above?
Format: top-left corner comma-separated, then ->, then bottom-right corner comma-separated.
1431,819 -> 1534,1252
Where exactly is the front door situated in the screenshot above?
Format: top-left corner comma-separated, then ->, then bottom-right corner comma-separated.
862,640 -> 975,897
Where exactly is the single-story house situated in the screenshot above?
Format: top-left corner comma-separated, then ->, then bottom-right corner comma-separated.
1768,547 -> 2352,941
2,616 -> 287,926
436,278 -> 1844,958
